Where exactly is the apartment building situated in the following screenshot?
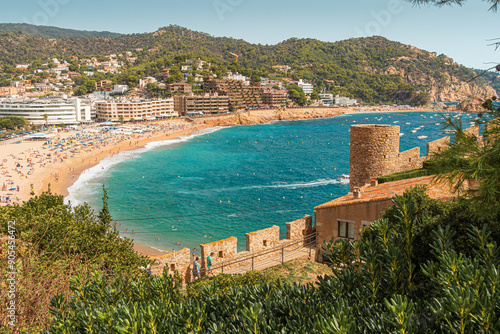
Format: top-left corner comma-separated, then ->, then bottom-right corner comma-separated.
203,78 -> 263,111
297,79 -> 314,95
0,97 -> 91,124
168,82 -> 193,94
174,93 -> 229,116
95,80 -> 113,92
261,89 -> 287,108
95,98 -> 177,122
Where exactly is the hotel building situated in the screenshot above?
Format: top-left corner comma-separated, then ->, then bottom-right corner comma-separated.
95,98 -> 177,122
174,93 -> 229,116
0,97 -> 92,124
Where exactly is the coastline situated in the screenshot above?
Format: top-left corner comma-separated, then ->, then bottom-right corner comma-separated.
0,106 -> 440,257
47,124 -> 211,199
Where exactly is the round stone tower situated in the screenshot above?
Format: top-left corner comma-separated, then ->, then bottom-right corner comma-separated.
349,124 -> 400,191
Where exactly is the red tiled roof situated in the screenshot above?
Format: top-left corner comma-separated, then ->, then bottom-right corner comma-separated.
315,176 -> 455,209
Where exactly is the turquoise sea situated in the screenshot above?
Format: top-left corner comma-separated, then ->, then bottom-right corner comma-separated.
66,112 -> 478,252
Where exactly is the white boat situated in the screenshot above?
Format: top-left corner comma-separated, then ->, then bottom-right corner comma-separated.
418,135 -> 428,140
400,133 -> 404,137
411,130 -> 418,133
337,174 -> 350,184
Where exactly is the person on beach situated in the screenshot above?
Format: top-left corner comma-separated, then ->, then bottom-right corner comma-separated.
192,257 -> 200,281
207,252 -> 214,276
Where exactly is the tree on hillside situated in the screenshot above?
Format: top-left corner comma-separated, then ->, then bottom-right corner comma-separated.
287,84 -> 307,106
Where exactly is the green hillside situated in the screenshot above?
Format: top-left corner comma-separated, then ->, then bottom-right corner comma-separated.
0,23 -> 121,38
0,24 -> 493,103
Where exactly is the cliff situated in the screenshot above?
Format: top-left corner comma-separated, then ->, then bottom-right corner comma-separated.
382,52 -> 496,102
457,97 -> 487,112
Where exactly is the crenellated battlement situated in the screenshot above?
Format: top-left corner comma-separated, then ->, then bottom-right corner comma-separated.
151,215 -> 314,282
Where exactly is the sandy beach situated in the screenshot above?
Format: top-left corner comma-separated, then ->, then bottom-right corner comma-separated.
0,106 -> 439,256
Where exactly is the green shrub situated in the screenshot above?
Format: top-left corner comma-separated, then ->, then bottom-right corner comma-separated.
378,168 -> 429,184
187,271 -> 280,299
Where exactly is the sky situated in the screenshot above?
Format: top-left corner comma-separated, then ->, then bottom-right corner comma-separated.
1,0 -> 499,69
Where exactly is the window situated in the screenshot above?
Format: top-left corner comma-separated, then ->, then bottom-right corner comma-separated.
218,251 -> 224,258
263,240 -> 269,247
360,220 -> 372,234
338,219 -> 355,239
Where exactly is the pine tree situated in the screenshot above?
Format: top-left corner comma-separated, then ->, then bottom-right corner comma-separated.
98,185 -> 112,227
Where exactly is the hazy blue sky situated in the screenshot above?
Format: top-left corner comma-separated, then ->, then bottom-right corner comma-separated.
1,0 -> 498,69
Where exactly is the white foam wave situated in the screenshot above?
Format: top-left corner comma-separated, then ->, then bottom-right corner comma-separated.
65,126 -> 224,206
249,178 -> 341,190
209,178 -> 342,193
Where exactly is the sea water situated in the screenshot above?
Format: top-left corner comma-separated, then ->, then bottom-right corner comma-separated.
66,112 -> 477,252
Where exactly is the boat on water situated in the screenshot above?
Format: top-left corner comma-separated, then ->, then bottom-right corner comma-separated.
418,135 -> 428,140
411,129 -> 418,133
337,174 -> 350,184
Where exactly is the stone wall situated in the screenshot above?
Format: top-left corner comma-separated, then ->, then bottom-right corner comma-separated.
150,215 -> 315,281
286,215 -> 314,243
427,136 -> 450,157
152,247 -> 191,282
397,147 -> 422,171
200,236 -> 238,271
350,124 -> 400,191
245,225 -> 280,253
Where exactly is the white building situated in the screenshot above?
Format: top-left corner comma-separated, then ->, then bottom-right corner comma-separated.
319,93 -> 334,106
335,94 -> 357,106
0,97 -> 91,125
226,71 -> 250,85
112,85 -> 129,94
297,79 -> 314,95
95,98 -> 177,122
260,78 -> 285,89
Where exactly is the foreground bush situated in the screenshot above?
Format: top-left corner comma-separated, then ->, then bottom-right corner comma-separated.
43,189 -> 500,333
0,189 -> 151,332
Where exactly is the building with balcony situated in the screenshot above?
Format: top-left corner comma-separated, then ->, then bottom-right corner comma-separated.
0,97 -> 91,124
297,79 -> 314,95
174,93 -> 229,116
203,78 -> 264,111
168,82 -> 193,94
95,98 -> 176,122
335,94 -> 357,106
261,89 -> 287,108
95,80 -> 113,92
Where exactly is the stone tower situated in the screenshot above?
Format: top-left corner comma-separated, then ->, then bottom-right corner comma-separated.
349,124 -> 400,191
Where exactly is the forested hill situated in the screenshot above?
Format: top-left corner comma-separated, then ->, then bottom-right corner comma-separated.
0,23 -> 121,38
0,24 -> 495,102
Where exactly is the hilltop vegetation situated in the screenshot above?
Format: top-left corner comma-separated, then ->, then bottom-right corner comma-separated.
0,24 -> 495,104
0,23 -> 120,38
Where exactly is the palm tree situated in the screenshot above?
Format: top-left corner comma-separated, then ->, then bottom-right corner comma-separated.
43,113 -> 48,127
